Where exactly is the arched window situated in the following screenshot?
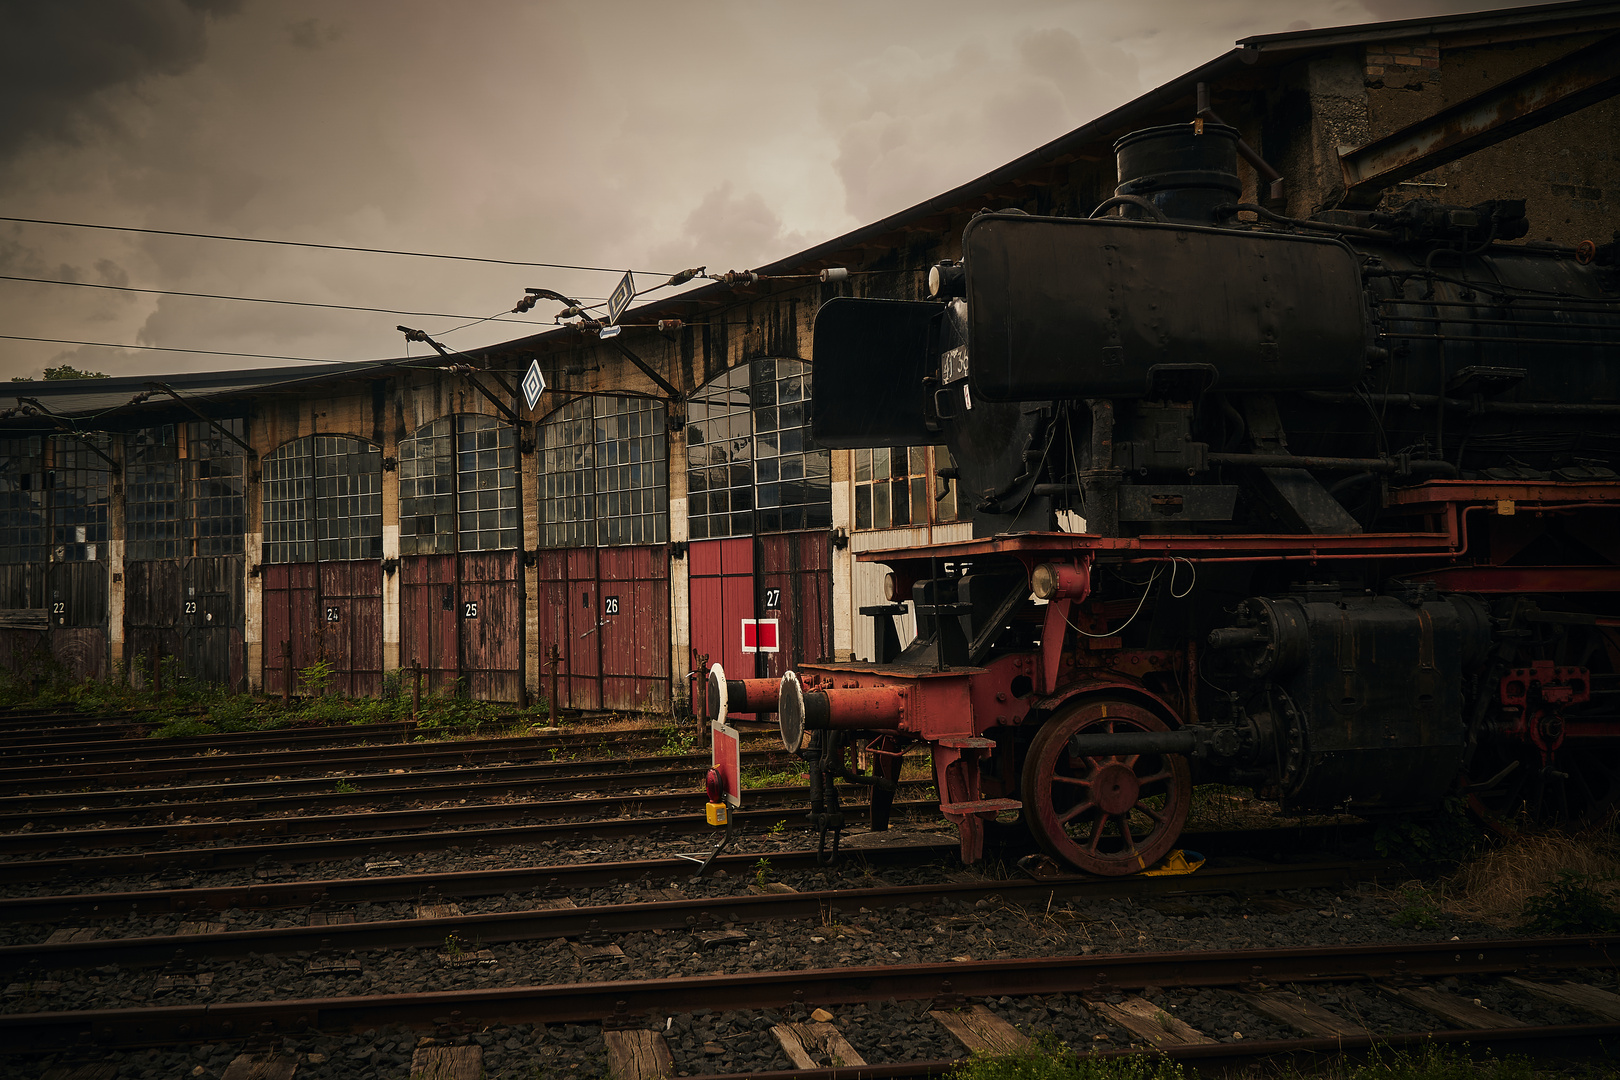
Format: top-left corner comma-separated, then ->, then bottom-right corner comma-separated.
261,435 -> 383,564
126,421 -> 245,561
538,395 -> 667,547
399,414 -> 517,555
685,358 -> 829,539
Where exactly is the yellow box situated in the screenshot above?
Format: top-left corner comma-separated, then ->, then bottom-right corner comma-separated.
706,802 -> 729,826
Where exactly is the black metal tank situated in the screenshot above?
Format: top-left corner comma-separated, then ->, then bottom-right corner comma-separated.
1114,122 -> 1242,224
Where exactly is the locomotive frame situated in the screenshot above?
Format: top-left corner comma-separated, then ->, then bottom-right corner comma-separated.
701,118 -> 1620,876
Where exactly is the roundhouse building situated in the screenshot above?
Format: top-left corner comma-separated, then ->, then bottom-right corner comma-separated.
4,3 -> 1617,710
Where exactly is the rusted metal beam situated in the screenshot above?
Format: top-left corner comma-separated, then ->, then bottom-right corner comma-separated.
1336,32 -> 1620,209
460,370 -> 522,425
146,383 -> 255,455
15,398 -> 121,473
611,340 -> 681,400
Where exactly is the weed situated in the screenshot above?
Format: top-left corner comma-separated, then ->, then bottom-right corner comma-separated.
1373,798 -> 1481,868
149,717 -> 219,740
657,723 -> 697,756
1521,870 -> 1620,934
1386,887 -> 1442,930
443,932 -> 464,958
768,818 -> 788,835
949,1037 -> 1565,1080
754,857 -> 772,890
334,779 -> 358,795
298,658 -> 336,698
949,1032 -> 1183,1080
741,765 -> 803,789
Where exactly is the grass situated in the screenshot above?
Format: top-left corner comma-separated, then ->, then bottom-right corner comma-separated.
742,764 -> 806,788
1438,826 -> 1620,929
0,658 -> 553,741
949,1040 -> 1605,1080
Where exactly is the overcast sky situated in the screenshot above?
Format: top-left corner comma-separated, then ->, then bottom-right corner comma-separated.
0,0 -> 1534,382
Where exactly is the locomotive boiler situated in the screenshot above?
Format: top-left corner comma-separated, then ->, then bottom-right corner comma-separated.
712,121 -> 1620,875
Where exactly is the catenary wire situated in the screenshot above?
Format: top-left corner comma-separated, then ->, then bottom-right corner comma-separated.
0,215 -> 684,276
0,334 -> 356,365
0,273 -> 564,325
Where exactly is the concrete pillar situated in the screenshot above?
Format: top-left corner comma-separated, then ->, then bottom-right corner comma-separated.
381,422 -> 401,677
107,433 -> 126,681
243,421 -> 263,694
668,424 -> 690,714
522,422 -> 541,701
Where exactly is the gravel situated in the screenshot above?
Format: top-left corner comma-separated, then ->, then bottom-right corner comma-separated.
2,797 -> 1610,1076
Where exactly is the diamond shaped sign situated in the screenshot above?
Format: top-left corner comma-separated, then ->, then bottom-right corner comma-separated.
521,358 -> 546,412
606,270 -> 635,325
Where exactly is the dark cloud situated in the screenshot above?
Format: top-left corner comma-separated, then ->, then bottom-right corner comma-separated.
0,0 -> 1559,381
0,0 -> 242,156
284,16 -> 343,50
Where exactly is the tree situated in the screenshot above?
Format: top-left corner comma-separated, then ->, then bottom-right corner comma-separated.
11,365 -> 111,381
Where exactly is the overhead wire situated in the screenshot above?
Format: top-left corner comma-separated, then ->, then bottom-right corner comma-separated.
0,333 -> 355,365
0,273 -> 565,325
0,215 -> 684,276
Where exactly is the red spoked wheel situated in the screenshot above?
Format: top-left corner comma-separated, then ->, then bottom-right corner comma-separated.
1020,698 -> 1192,876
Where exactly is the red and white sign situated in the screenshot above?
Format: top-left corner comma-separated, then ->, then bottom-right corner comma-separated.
711,721 -> 741,807
741,618 -> 780,653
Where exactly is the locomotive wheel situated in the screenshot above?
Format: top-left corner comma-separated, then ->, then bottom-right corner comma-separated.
1020,698 -> 1192,876
1468,740 -> 1620,832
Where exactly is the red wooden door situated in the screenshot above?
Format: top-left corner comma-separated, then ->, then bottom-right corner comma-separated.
320,561 -> 383,697
400,554 -> 460,695
599,545 -> 670,711
261,563 -> 316,695
757,531 -> 833,680
459,550 -> 523,703
263,562 -> 382,696
690,537 -> 758,705
689,533 -> 831,714
536,546 -> 670,713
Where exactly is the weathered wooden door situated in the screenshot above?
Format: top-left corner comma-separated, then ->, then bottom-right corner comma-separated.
262,561 -> 383,697
536,546 -> 669,712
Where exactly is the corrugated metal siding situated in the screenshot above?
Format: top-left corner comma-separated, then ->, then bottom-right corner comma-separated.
849,522 -> 973,661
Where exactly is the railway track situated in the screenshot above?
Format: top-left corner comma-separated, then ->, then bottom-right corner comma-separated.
4,710 -> 1611,1078
0,849 -> 1393,975
4,936 -> 1617,1078
0,724 -> 778,791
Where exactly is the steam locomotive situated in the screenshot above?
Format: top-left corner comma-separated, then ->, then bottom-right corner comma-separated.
711,122 -> 1620,875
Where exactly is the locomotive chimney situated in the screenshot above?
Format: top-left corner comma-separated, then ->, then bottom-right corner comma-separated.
1112,123 -> 1242,225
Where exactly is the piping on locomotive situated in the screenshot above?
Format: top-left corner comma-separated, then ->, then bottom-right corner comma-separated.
703,120 -> 1620,876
